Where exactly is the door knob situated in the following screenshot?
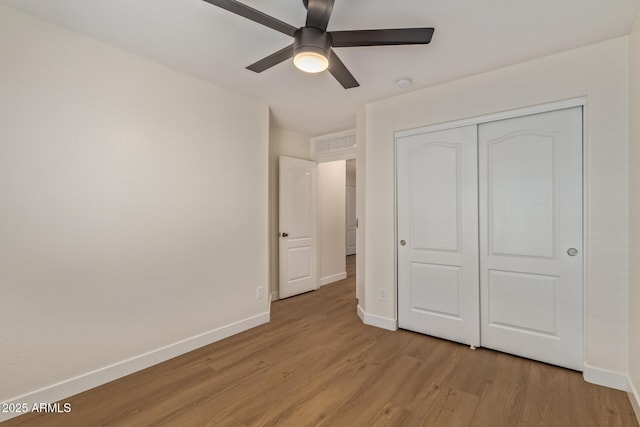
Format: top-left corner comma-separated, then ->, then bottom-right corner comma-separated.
567,248 -> 579,256
282,232 -> 289,238
400,240 -> 406,246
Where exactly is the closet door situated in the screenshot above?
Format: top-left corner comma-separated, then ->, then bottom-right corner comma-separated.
397,125 -> 480,347
478,107 -> 583,370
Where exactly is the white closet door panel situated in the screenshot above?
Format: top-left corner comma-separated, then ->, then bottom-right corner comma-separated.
489,134 -> 555,258
397,125 -> 479,346
479,107 -> 583,370
487,270 -> 557,335
410,263 -> 462,317
410,144 -> 460,251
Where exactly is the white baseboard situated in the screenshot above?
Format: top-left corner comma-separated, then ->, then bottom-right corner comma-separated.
0,311 -> 270,423
356,304 -> 397,331
583,364 -> 629,391
320,272 -> 347,287
629,376 -> 640,424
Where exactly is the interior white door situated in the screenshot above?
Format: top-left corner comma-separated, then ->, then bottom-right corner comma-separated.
346,184 -> 357,255
397,125 -> 480,347
478,107 -> 583,370
279,156 -> 318,299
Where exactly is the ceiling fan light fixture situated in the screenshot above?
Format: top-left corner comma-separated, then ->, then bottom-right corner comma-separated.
294,50 -> 329,73
293,27 -> 331,73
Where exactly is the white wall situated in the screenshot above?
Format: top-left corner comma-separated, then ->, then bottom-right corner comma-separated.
318,161 -> 347,285
268,127 -> 311,297
628,9 -> 640,416
0,4 -> 269,411
361,37 -> 630,383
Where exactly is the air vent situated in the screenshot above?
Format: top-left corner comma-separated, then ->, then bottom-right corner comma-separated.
311,129 -> 356,161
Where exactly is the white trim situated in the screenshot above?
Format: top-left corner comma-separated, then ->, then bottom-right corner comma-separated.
319,272 -> 347,286
314,150 -> 356,163
0,311 -> 270,423
356,305 -> 397,331
581,102 -> 590,381
582,364 -> 629,391
271,291 -> 279,301
629,377 -> 640,424
395,97 -> 588,139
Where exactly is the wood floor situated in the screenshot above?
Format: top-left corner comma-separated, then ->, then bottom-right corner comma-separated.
4,255 -> 638,426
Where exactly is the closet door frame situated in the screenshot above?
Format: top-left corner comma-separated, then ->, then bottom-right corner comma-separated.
394,96 -> 588,363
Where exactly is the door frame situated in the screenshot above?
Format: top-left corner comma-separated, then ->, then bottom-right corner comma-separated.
394,96 -> 588,363
315,152 -> 359,300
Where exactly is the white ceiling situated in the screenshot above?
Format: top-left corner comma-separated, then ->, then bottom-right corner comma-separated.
2,0 -> 639,136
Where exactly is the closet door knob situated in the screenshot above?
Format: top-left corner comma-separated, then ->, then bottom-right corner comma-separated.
567,248 -> 578,256
400,240 -> 406,246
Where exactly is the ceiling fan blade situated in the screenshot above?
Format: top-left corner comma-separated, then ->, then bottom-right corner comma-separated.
305,0 -> 334,31
202,0 -> 297,37
246,45 -> 294,73
330,28 -> 434,47
328,50 -> 359,89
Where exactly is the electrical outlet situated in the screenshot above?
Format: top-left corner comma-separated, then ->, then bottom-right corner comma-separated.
256,286 -> 265,299
378,288 -> 386,301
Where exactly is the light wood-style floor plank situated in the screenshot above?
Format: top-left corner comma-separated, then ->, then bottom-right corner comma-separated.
3,255 -> 638,426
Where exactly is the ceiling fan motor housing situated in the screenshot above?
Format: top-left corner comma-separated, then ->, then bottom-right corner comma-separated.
294,27 -> 332,60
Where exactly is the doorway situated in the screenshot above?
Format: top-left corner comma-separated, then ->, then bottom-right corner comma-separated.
278,156 -> 358,299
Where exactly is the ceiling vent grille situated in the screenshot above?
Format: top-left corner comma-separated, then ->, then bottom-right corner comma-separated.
314,134 -> 355,153
311,129 -> 356,161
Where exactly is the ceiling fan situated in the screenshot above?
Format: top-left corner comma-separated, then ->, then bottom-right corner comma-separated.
202,0 -> 435,89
